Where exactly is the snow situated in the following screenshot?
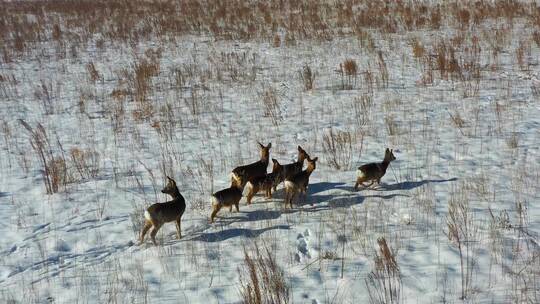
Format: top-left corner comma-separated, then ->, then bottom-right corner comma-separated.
1,15 -> 540,304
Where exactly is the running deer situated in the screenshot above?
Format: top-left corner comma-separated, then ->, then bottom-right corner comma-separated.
275,146 -> 309,191
139,176 -> 186,246
354,148 -> 396,191
284,156 -> 318,208
210,175 -> 244,223
231,142 -> 271,187
245,158 -> 283,204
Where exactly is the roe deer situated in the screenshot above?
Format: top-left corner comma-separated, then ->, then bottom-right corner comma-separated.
210,175 -> 244,223
284,156 -> 318,208
245,158 -> 283,204
354,148 -> 396,191
140,176 -> 186,245
231,142 -> 271,187
275,146 -> 309,191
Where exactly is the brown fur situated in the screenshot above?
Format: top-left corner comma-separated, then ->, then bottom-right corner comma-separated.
284,156 -> 318,208
231,142 -> 271,187
275,146 -> 309,191
354,148 -> 396,190
139,176 -> 186,246
210,176 -> 244,223
245,158 -> 283,204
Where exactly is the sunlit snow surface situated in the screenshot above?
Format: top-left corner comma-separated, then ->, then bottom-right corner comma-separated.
1,22 -> 539,304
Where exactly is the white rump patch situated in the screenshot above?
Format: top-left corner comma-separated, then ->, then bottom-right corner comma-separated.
211,196 -> 219,207
285,180 -> 295,191
243,181 -> 253,196
144,210 -> 151,221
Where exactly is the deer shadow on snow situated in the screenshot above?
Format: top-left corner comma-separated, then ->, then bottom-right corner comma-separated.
308,182 -> 349,194
285,182 -> 406,209
217,208 -> 282,224
181,180 -> 417,244
191,224 -> 290,243
375,177 -> 458,191
185,179 -> 450,244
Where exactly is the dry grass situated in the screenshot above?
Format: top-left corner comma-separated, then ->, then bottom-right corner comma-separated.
239,242 -> 290,304
2,0 -> 539,65
354,94 -> 373,127
2,1 -> 540,303
444,185 -> 480,300
322,128 -> 353,170
70,147 -> 100,180
411,38 -> 425,60
377,51 -> 389,88
18,120 -> 67,194
339,59 -> 358,89
261,87 -> 281,126
299,64 -> 316,91
365,238 -> 402,304
86,62 -> 102,83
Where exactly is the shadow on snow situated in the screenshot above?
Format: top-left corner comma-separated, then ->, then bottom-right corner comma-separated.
376,177 -> 458,191
191,225 -> 290,243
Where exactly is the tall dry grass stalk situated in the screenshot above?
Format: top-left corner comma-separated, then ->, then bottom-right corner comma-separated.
322,128 -> 353,170
444,186 -> 480,300
261,87 -> 281,126
365,238 -> 402,304
239,243 -> 290,304
19,119 -> 67,194
299,64 -> 316,91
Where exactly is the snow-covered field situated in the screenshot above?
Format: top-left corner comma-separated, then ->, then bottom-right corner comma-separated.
1,1 -> 539,303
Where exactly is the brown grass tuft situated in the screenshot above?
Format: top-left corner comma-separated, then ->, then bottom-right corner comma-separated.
239,243 -> 290,304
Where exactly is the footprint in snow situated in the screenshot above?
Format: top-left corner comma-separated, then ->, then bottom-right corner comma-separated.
295,229 -> 312,263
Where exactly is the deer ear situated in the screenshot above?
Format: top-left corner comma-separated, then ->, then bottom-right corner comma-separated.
312,157 -> 318,162
298,146 -> 302,151
272,158 -> 278,164
257,141 -> 264,148
267,143 -> 272,149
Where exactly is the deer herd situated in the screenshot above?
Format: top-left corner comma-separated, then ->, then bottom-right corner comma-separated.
139,142 -> 396,245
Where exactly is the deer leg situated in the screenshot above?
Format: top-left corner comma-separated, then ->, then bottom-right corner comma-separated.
175,218 -> 182,239
235,202 -> 240,212
285,188 -> 294,208
303,188 -> 312,206
302,189 -> 308,206
139,220 -> 152,244
210,206 -> 220,223
355,176 -> 367,191
246,190 -> 254,205
289,192 -> 296,209
150,223 -> 162,246
365,181 -> 375,189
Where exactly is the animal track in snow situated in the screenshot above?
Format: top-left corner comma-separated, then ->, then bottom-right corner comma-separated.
295,229 -> 311,262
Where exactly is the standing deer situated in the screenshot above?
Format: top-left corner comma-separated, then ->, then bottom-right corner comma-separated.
245,158 -> 283,204
210,175 -> 244,223
140,176 -> 186,246
231,141 -> 271,187
354,148 -> 396,191
275,146 -> 309,191
284,156 -> 318,208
